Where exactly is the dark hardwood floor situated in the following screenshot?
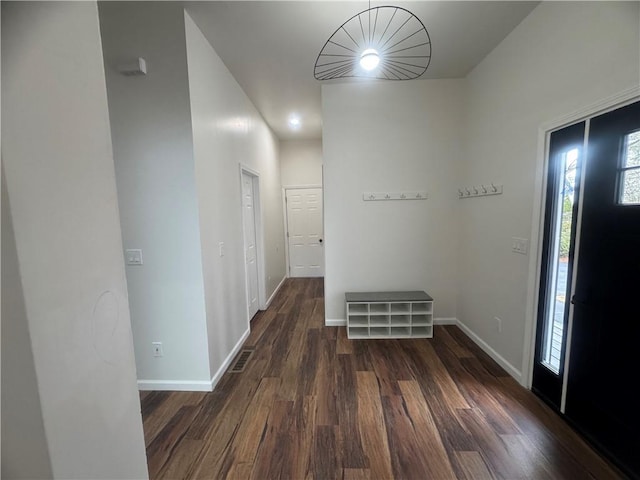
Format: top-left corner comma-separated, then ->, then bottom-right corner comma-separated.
140,278 -> 625,479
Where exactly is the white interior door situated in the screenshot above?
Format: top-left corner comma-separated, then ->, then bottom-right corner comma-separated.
286,187 -> 324,277
242,172 -> 259,319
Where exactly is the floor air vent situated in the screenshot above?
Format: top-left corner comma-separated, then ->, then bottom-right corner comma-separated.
230,349 -> 254,373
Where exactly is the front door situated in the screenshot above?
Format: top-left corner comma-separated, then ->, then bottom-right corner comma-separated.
286,188 -> 324,277
564,100 -> 640,477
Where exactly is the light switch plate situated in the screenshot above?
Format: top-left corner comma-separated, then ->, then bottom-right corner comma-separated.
125,248 -> 143,265
511,237 -> 528,255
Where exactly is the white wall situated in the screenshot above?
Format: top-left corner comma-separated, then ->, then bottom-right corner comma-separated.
2,168 -> 52,479
322,80 -> 464,322
1,2 -> 148,477
184,12 -> 286,378
280,139 -> 323,186
458,1 -> 640,379
99,2 -> 211,387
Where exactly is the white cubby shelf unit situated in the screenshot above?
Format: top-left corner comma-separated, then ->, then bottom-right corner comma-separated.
345,291 -> 434,339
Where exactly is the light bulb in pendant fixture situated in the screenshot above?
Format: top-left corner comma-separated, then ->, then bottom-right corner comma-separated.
360,48 -> 380,71
314,5 -> 431,80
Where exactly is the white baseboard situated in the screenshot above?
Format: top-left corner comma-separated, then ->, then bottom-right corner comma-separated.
454,319 -> 522,382
137,379 -> 213,392
265,275 -> 287,308
434,317 -> 458,325
210,327 -> 251,391
322,315 -> 521,383
137,328 -> 251,393
325,318 -> 347,326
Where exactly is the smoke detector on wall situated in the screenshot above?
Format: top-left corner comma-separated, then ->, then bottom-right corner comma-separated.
117,57 -> 147,76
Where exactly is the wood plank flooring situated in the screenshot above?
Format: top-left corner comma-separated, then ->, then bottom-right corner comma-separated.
140,278 -> 625,479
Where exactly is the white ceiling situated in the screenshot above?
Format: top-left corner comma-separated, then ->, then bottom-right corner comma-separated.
183,1 -> 540,140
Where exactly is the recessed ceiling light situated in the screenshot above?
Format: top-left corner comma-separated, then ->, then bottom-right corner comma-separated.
288,115 -> 301,129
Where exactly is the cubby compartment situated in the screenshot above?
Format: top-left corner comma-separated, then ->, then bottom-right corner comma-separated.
369,303 -> 390,314
391,314 -> 410,326
390,303 -> 410,313
411,314 -> 431,325
411,325 -> 433,337
348,317 -> 368,327
411,302 -> 432,314
370,326 -> 390,337
345,291 -> 433,339
370,315 -> 390,326
348,303 -> 369,315
348,326 -> 369,339
391,326 -> 411,337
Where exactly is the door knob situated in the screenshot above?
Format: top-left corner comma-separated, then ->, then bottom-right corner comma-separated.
319,238 -> 323,243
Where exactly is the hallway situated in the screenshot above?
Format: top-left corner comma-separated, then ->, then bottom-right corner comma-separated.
139,278 -> 622,479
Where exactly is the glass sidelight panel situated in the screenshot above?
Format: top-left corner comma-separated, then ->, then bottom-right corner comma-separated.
618,130 -> 640,205
541,148 -> 579,374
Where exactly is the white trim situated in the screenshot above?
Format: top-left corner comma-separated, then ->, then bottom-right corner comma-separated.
455,319 -> 523,383
324,316 -> 522,382
539,86 -> 640,134
559,119 -> 591,413
265,275 -> 287,308
239,165 -> 267,315
282,184 -> 323,189
325,318 -> 346,326
522,126 -> 551,388
137,379 -> 213,392
522,87 -> 640,389
281,187 -> 290,277
240,164 -> 260,178
433,317 -> 458,325
209,327 -> 251,391
137,328 -> 251,392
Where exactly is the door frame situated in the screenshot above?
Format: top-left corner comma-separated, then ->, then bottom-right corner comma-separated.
522,86 -> 640,390
239,164 -> 267,317
282,184 -> 323,278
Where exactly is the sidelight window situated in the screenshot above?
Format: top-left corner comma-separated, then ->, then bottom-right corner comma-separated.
541,147 -> 579,374
618,130 -> 640,205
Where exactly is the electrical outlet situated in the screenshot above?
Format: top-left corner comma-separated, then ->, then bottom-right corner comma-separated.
494,317 -> 502,333
152,342 -> 163,357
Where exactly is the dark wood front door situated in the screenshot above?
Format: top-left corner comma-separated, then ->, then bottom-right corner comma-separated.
565,100 -> 640,479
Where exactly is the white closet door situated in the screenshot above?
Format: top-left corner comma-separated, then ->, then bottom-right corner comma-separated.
242,172 -> 259,319
286,188 -> 324,277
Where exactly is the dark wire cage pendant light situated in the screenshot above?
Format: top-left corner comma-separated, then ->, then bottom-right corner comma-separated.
314,5 -> 431,81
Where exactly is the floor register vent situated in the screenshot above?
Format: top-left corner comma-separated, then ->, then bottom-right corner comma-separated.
230,349 -> 254,373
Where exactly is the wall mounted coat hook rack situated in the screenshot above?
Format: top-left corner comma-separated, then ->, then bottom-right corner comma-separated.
363,191 -> 428,201
458,184 -> 503,199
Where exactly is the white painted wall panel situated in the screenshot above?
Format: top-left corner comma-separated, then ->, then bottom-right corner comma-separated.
322,80 -> 464,322
459,1 -> 640,375
99,2 -> 211,384
184,11 -> 286,377
1,2 -> 148,477
280,139 -> 323,187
